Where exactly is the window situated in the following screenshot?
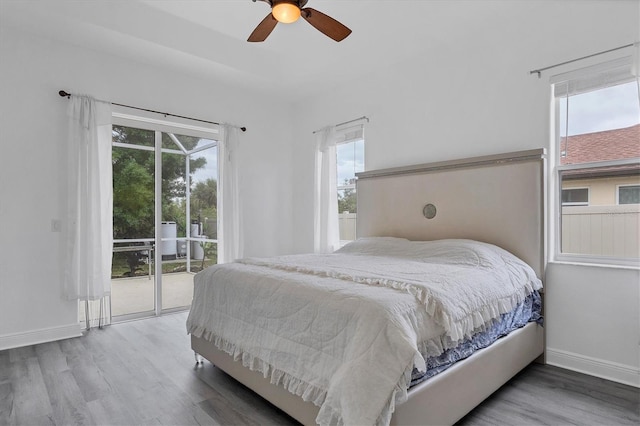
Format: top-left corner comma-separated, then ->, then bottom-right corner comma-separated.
336,125 -> 365,244
561,187 -> 589,206
618,184 -> 640,204
552,57 -> 640,263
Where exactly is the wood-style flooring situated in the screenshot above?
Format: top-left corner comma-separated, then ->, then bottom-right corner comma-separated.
1,312 -> 638,425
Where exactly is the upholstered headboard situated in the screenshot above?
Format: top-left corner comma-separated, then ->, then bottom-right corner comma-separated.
356,149 -> 547,278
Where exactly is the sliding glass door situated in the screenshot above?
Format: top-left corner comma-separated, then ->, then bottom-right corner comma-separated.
110,119 -> 218,321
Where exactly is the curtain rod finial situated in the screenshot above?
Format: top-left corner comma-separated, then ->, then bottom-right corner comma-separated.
59,90 -> 71,98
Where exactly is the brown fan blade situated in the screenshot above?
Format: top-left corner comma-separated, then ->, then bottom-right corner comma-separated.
248,13 -> 278,42
301,8 -> 351,42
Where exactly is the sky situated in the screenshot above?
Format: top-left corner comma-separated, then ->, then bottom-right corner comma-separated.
337,139 -> 364,187
560,80 -> 640,136
191,139 -> 218,184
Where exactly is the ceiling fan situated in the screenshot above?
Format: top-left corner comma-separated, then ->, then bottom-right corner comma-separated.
248,0 -> 352,42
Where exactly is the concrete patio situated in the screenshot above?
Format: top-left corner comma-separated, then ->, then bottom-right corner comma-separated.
111,272 -> 195,317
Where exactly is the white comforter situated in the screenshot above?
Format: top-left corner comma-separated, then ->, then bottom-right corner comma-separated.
186,238 -> 542,426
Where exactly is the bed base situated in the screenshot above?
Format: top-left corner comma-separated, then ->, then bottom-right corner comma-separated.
192,322 -> 544,426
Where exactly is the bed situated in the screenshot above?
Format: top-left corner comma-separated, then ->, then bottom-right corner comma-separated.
188,149 -> 547,425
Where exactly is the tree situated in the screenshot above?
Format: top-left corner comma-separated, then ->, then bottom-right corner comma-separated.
191,179 -> 217,208
191,178 -> 218,236
112,125 -> 210,275
112,148 -> 154,239
338,179 -> 357,213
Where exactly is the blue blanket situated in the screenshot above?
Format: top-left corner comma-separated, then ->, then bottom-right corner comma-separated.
411,291 -> 542,386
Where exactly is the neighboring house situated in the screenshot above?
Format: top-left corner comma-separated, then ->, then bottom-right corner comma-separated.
561,124 -> 640,206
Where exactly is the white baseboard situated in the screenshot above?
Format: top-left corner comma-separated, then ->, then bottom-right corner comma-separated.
0,323 -> 82,351
546,347 -> 639,388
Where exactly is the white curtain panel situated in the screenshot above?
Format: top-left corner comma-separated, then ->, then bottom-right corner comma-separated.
218,124 -> 243,263
82,298 -> 111,330
314,126 -> 340,253
63,95 -> 113,327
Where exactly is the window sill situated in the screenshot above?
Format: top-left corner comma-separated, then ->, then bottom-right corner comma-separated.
550,256 -> 640,271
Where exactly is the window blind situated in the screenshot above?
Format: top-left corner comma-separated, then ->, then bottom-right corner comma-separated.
552,56 -> 634,97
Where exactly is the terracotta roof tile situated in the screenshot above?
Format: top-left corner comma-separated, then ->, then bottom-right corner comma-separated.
560,124 -> 640,165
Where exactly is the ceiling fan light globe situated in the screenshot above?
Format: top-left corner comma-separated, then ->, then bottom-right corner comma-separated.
272,3 -> 301,23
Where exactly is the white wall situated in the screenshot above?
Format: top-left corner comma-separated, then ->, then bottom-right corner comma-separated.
290,1 -> 639,386
546,263 -> 639,386
0,25 -> 294,347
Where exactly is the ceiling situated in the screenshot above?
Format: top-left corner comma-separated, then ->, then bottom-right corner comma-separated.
0,0 -> 537,102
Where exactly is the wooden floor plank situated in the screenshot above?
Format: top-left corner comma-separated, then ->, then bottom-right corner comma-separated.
457,364 -> 640,426
194,362 -> 298,425
0,351 -> 11,383
156,402 -> 220,426
34,342 -> 69,375
8,356 -> 54,424
0,311 -> 637,426
86,393 -> 143,426
41,369 -> 96,425
197,396 -> 262,426
7,345 -> 37,363
0,382 -> 14,425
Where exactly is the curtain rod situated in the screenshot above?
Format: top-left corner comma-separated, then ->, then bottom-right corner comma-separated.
312,115 -> 369,134
529,43 -> 636,78
58,90 -> 246,132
